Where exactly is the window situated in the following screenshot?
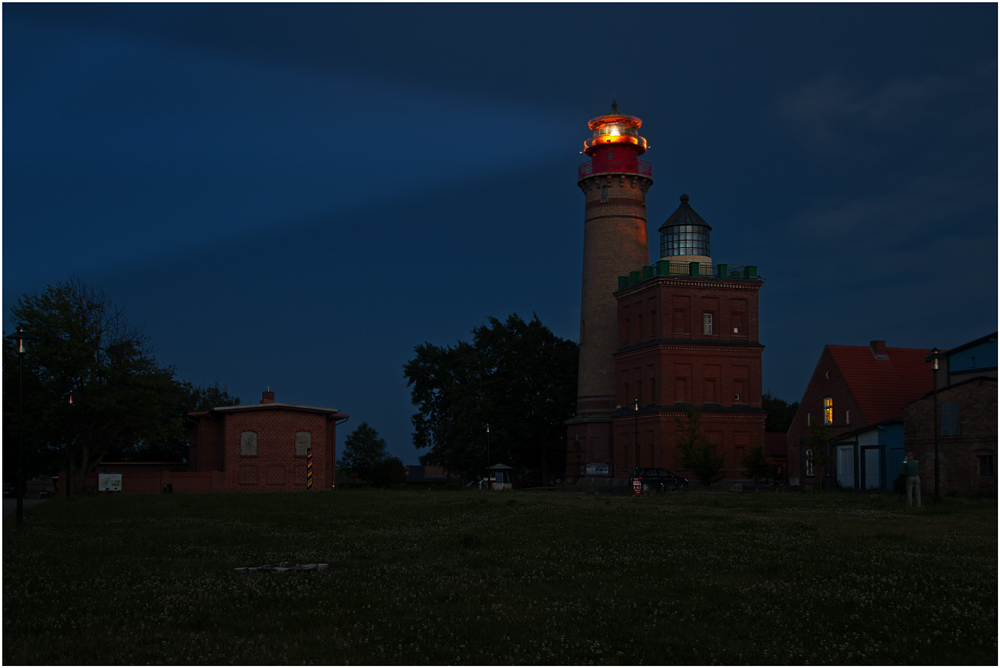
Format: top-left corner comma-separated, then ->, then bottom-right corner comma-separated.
660,223 -> 711,259
846,409 -> 851,425
807,413 -> 812,426
240,431 -> 258,457
978,455 -> 994,478
805,449 -> 815,476
295,431 -> 312,457
941,402 -> 960,436
705,378 -> 717,403
734,379 -> 745,403
824,397 -> 833,425
601,186 -> 609,203
703,313 -> 713,335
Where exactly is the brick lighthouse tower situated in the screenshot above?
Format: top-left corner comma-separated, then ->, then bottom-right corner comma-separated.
566,102 -> 653,478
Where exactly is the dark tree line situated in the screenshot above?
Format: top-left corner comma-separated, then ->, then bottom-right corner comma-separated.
3,276 -> 238,490
404,314 -> 578,480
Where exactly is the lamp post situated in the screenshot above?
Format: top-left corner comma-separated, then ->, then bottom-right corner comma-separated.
486,424 -> 491,471
7,326 -> 33,527
631,397 -> 641,470
63,389 -> 78,498
924,347 -> 945,502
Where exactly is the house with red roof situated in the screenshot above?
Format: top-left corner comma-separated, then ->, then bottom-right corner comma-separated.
787,340 -> 936,489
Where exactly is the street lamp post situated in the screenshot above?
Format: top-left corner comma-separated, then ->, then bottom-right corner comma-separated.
486,424 -> 490,471
7,326 -> 33,527
924,347 -> 946,502
632,397 -> 640,470
63,389 -> 78,498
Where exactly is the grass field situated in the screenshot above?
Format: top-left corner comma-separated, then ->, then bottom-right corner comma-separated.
3,488 -> 996,665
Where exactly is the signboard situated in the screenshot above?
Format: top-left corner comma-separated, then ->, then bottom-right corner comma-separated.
632,478 -> 642,496
98,473 -> 122,492
586,462 -> 610,476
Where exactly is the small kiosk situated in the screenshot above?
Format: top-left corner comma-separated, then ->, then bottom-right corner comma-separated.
487,464 -> 515,491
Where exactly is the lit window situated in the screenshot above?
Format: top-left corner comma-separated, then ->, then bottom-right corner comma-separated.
703,313 -> 713,335
824,397 -> 833,425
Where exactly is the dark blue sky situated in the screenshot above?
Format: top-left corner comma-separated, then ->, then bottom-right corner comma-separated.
4,4 -> 996,464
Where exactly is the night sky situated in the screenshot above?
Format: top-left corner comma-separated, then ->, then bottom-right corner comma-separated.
4,4 -> 996,465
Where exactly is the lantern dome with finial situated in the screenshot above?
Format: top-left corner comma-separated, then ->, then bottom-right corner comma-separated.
583,100 -> 647,156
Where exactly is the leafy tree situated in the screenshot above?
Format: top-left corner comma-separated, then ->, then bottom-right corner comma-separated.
741,444 -> 771,483
368,455 -> 407,488
762,392 -> 799,433
805,418 -> 834,472
404,313 -> 577,479
4,276 -> 193,490
3,276 -> 240,491
106,379 -> 240,462
338,422 -> 388,479
675,407 -> 727,487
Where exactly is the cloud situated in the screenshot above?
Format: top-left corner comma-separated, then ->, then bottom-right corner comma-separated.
777,72 -> 954,154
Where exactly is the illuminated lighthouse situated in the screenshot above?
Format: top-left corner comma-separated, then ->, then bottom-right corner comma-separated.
566,102 -> 653,476
566,105 -> 767,486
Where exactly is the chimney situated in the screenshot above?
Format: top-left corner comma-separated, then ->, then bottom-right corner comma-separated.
870,340 -> 888,358
261,389 -> 275,404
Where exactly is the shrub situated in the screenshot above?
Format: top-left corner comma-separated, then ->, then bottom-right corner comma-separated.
368,456 -> 407,488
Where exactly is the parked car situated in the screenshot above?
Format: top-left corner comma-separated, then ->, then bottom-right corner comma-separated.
629,467 -> 689,492
3,481 -> 13,497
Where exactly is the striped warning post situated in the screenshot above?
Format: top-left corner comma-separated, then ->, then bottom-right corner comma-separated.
306,448 -> 313,489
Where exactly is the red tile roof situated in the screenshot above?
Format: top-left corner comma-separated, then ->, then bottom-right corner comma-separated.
827,345 -> 936,424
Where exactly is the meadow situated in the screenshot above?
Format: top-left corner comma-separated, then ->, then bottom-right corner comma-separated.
3,488 -> 996,665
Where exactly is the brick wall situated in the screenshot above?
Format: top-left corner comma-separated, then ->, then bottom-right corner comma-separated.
786,347 -> 865,485
595,274 -> 765,481
74,470 -> 225,493
224,409 -> 334,492
903,377 -> 997,496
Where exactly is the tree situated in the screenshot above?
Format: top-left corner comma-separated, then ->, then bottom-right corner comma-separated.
675,407 -> 727,487
368,456 -> 407,488
339,422 -> 388,479
404,313 -> 577,479
106,379 -> 240,462
3,276 -> 236,491
804,417 -> 834,474
741,444 -> 771,483
762,392 -> 799,433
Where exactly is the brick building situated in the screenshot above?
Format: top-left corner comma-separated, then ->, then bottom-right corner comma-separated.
902,333 -> 997,497
565,103 -> 767,483
187,389 -> 349,492
786,341 -> 935,488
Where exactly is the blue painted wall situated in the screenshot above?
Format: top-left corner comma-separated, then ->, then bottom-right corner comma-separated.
882,422 -> 905,486
949,338 -> 997,373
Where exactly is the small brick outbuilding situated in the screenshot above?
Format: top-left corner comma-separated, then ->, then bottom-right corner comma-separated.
187,390 -> 349,492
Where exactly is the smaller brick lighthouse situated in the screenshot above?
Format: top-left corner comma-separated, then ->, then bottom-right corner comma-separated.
566,104 -> 766,483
